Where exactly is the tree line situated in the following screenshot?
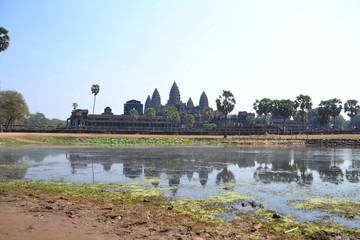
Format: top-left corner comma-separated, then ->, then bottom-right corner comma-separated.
0,91 -> 65,130
252,95 -> 360,130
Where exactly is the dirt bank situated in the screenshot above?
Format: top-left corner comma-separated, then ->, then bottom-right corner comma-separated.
0,186 -> 255,240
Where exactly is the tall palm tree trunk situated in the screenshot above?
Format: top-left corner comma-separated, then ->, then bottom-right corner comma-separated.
92,95 -> 96,114
224,114 -> 228,138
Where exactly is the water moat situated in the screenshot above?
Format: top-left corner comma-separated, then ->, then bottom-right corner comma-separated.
0,145 -> 359,229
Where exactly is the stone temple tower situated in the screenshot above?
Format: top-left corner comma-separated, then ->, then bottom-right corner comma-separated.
199,91 -> 209,110
144,95 -> 152,111
167,82 -> 181,106
151,88 -> 161,109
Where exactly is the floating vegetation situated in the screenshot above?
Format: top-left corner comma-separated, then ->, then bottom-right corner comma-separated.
291,198 -> 360,219
0,135 -> 222,146
80,137 -> 220,146
0,164 -> 27,170
241,207 -> 360,239
0,164 -> 28,181
209,190 -> 246,204
172,190 -> 246,222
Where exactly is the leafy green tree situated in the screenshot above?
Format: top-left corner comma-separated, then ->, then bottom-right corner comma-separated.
184,114 -> 195,129
253,98 -> 272,124
271,99 -> 296,131
328,98 -> 343,126
317,112 -> 331,128
91,84 -> 100,114
163,106 -> 180,129
318,98 -> 342,127
145,107 -> 156,129
27,112 -> 50,126
245,114 -> 256,126
48,118 -> 65,127
344,99 -> 360,129
317,102 -> 331,129
216,90 -> 236,138
351,115 -> 360,129
203,123 -> 217,129
129,108 -> 139,121
0,90 -> 29,130
145,107 -> 156,118
306,109 -> 319,129
204,107 -> 214,123
0,27 -> 10,52
72,103 -> 78,110
333,115 -> 347,130
294,94 -> 312,131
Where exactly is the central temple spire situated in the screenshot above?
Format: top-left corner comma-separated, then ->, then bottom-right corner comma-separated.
167,81 -> 181,106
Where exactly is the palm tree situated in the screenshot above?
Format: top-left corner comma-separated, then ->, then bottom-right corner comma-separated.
317,105 -> 331,129
216,90 -> 236,138
129,108 -> 139,127
317,99 -> 342,129
294,94 -> 312,131
0,27 -> 10,52
145,107 -> 156,130
145,107 -> 156,118
184,114 -> 195,129
319,98 -> 342,127
344,99 -> 360,129
204,107 -> 214,123
163,106 -> 180,130
91,84 -> 100,114
72,102 -> 78,110
271,99 -> 296,132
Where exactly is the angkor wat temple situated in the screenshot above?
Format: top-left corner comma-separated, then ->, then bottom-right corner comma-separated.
66,82 -> 217,132
65,82 -> 276,134
144,81 -> 209,115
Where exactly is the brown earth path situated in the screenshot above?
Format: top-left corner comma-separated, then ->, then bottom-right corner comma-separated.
0,202 -> 118,240
0,189 -> 230,240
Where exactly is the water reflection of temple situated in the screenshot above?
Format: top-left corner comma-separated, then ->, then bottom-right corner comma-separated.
346,158 -> 360,183
62,147 -> 360,187
0,148 -> 67,180
254,167 -> 299,183
2,146 -> 360,189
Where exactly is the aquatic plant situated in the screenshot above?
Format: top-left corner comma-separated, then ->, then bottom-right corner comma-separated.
291,198 -> 360,219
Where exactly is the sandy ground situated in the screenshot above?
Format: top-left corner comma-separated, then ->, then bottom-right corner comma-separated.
0,202 -> 109,240
0,187 -> 257,240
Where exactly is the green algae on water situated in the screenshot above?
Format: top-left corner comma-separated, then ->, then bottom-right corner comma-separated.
291,198 -> 360,219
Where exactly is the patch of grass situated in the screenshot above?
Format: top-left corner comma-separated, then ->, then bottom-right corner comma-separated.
172,190 -> 245,222
291,198 -> 360,219
0,138 -> 29,146
0,165 -> 28,181
0,164 -> 27,170
243,208 -> 360,239
80,137 -> 221,146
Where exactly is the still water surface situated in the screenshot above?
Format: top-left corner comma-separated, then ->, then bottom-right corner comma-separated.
1,146 -> 359,228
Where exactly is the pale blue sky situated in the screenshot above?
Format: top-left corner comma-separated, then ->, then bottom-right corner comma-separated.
1,0 -> 360,120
